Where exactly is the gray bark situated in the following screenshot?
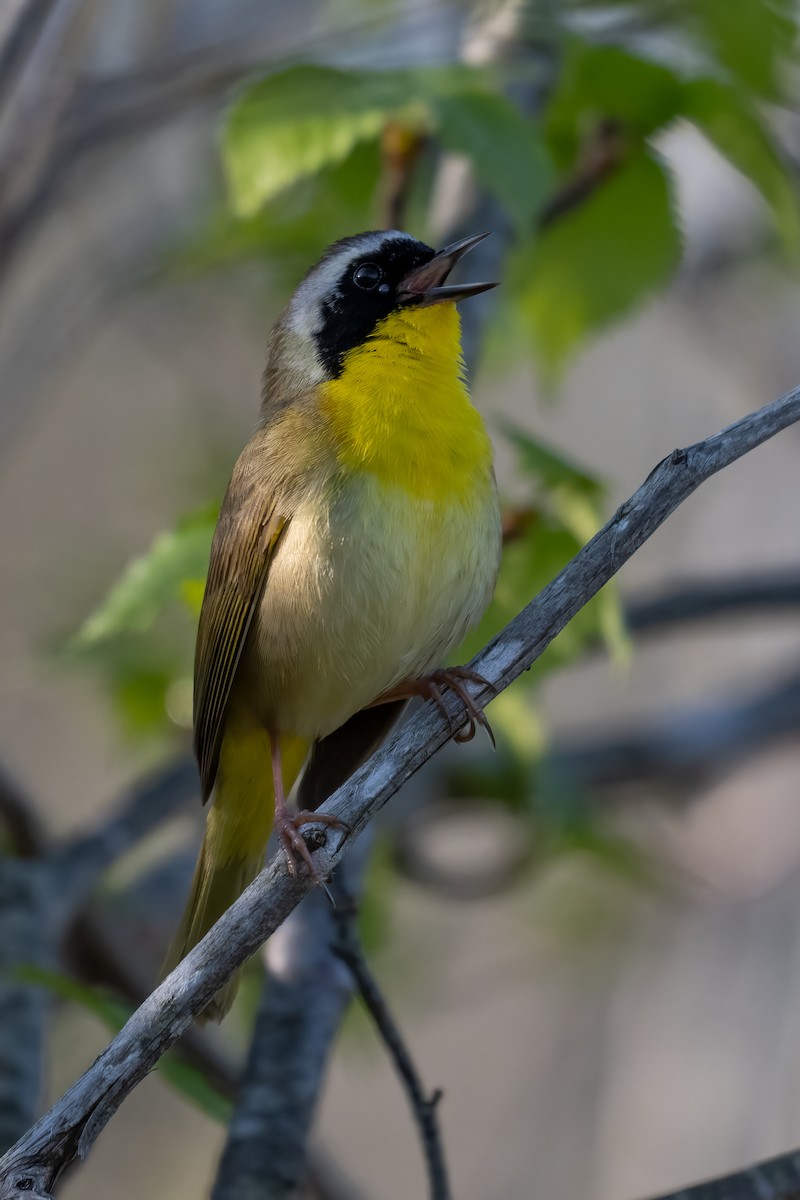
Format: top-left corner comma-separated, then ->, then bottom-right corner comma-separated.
649,1153 -> 800,1200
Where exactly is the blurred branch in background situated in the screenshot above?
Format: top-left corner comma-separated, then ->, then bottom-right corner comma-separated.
0,0 -> 102,271
1,380 -> 799,1198
624,571 -> 800,634
0,1 -> 468,274
331,886 -> 450,1200
0,761 -> 195,1153
549,665 -> 800,791
0,1 -> 57,107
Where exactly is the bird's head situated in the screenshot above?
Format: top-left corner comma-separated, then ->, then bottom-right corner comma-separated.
264,230 -> 495,399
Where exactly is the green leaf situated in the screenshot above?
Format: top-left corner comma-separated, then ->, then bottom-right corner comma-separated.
545,41 -> 684,168
433,89 -> 554,228
223,61 -> 532,220
458,519 -> 589,673
499,422 -> 606,501
73,505 -> 217,648
168,139 -> 383,282
16,964 -> 130,1027
17,966 -> 232,1124
457,423 -> 628,674
506,427 -> 629,667
513,151 -> 681,377
695,0 -> 796,98
60,631 -> 187,739
112,661 -> 176,736
682,77 -> 800,255
223,64 -> 423,216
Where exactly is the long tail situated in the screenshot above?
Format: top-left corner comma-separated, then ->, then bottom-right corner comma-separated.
161,724 -> 309,1022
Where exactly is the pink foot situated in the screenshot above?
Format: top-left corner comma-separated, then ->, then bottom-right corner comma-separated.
373,666 -> 496,748
275,806 -> 349,884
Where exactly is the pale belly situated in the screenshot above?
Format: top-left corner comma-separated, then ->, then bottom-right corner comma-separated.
242,472 -> 501,739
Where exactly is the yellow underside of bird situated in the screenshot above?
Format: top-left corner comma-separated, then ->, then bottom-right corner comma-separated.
162,299 -> 500,1021
320,302 -> 492,501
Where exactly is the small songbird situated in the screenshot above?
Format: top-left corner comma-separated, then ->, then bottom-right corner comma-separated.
162,230 -> 502,1018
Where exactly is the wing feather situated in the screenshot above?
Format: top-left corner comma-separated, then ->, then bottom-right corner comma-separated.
193,482 -> 287,802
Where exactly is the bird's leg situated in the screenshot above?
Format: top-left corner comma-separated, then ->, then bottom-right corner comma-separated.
270,731 -> 349,886
369,666 -> 496,748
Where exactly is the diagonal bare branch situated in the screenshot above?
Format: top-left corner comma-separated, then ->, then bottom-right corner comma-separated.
0,382 -> 799,1198
647,1151 -> 800,1200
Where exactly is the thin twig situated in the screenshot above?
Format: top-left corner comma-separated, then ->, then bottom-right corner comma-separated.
377,121 -> 427,231
0,0 -> 101,272
537,118 -> 629,229
1,384 -> 799,1198
331,888 -> 450,1200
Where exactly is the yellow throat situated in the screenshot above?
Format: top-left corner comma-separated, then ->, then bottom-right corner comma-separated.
320,302 -> 493,502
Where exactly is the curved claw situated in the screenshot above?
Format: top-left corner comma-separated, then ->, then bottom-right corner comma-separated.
275,808 -> 349,886
369,665 -> 496,748
425,667 -> 496,749
443,674 -> 496,749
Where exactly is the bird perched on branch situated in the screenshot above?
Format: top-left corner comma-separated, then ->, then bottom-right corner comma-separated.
162,229 -> 502,1019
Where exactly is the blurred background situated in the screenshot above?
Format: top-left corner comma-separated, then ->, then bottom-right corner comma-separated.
2,0 -> 800,1197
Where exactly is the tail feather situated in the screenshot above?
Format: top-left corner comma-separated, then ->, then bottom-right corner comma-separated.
160,725 -> 309,1023
161,838 -> 262,1022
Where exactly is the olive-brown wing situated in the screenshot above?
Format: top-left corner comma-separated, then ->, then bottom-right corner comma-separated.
193,488 -> 286,803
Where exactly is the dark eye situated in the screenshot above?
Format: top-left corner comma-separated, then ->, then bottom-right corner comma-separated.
353,262 -> 383,290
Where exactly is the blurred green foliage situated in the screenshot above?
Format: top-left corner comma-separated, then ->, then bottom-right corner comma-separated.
73,506 -> 217,647
508,149 -> 681,375
223,64 -> 552,226
458,422 -> 626,678
696,0 -> 795,97
224,65 -> 399,216
173,0 -> 800,375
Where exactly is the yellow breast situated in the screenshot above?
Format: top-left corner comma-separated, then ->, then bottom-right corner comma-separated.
318,302 -> 493,502
247,299 -> 500,739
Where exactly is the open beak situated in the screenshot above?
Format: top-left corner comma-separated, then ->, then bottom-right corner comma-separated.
398,232 -> 497,307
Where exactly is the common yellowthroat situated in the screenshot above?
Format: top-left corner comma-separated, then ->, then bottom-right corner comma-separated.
163,230 -> 502,1019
